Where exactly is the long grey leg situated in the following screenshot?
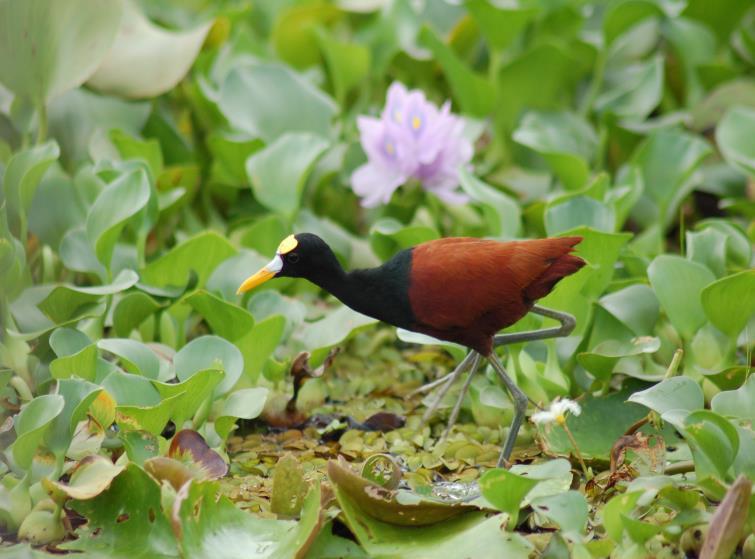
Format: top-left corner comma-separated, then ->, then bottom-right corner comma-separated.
420,351 -> 477,423
493,306 -> 575,347
488,353 -> 529,467
440,353 -> 482,441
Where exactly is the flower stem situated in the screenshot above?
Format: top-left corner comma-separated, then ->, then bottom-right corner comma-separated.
562,422 -> 590,479
36,100 -> 48,144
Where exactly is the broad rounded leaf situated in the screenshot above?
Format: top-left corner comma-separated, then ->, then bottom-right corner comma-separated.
48,455 -> 124,500
10,394 -> 65,469
628,377 -> 704,415
712,375 -> 755,422
701,270 -> 755,338
87,0 -> 212,99
215,387 -> 269,440
683,410 -> 740,480
174,335 -> 243,395
0,0 -> 122,101
97,338 -> 160,379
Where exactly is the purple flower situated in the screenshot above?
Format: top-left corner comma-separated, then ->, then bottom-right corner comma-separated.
351,82 -> 473,207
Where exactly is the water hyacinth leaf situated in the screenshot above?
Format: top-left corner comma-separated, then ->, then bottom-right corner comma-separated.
168,430 -> 228,480
101,370 -> 161,408
545,196 -> 615,236
245,132 -> 329,216
10,394 -> 65,470
271,453 -> 307,517
539,385 -> 648,460
45,378 -> 101,456
63,464 -> 179,557
531,491 -> 588,540
207,250 -> 270,301
38,269 -> 138,324
508,459 -> 573,504
3,141 -> 60,239
48,455 -> 124,500
513,111 -> 597,190
219,63 -> 337,142
120,430 -> 160,465
49,88 -> 151,165
174,335 -> 243,395
692,79 -> 755,131
370,218 -> 439,260
478,468 -> 539,525
28,166 -> 89,251
716,106 -> 755,176
628,377 -> 704,415
701,270 -> 755,338
49,328 -> 97,381
599,284 -> 659,336
683,410 -> 740,480
153,369 -> 224,428
140,231 -> 236,288
687,227 -> 728,278
418,26 -> 496,117
647,255 -> 716,340
237,315 -> 286,381
578,336 -> 660,383
297,305 -> 377,364
466,0 -> 537,50
184,290 -> 255,342
595,56 -> 663,121
631,130 -> 711,228
215,387 -> 269,440
458,168 -> 521,237
109,129 -> 163,180
113,292 -> 162,337
316,28 -> 370,103
177,479 -> 324,559
97,338 -> 160,379
59,227 -> 107,279
86,168 -> 151,268
699,474 -> 752,559
712,375 -> 755,422
207,130 -> 264,187
0,0 -> 122,101
87,0 -> 212,99
116,392 -> 183,435
332,480 -> 531,558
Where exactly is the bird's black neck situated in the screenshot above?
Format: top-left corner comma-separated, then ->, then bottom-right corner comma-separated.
307,250 -> 415,330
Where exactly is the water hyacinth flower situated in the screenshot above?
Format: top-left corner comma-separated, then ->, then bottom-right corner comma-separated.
351,82 -> 473,207
531,398 -> 582,426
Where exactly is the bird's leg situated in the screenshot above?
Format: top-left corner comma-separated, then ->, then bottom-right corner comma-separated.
493,305 -> 576,347
439,352 -> 482,442
406,369 -> 457,397
419,350 -> 477,423
487,353 -> 529,468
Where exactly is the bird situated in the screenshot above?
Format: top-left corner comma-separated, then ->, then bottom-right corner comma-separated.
238,233 -> 586,466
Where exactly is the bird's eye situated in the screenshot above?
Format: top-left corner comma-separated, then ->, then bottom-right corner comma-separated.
287,253 -> 300,264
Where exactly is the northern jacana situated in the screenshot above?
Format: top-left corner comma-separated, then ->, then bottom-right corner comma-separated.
238,233 -> 585,466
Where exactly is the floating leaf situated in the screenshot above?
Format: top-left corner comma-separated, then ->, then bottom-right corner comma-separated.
87,0 -> 212,99
531,491 -> 588,541
478,469 -> 539,526
271,454 -> 308,517
0,0 -> 122,101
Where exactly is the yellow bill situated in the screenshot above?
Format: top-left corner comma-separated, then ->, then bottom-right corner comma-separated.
237,254 -> 283,294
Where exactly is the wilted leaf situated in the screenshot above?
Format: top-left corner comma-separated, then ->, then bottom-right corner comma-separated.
271,454 -> 308,517
168,430 -> 228,480
700,474 -> 752,559
47,455 -> 124,500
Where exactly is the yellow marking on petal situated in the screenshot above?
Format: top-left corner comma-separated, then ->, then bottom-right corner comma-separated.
385,142 -> 395,155
412,116 -> 421,129
277,234 -> 298,255
393,110 -> 402,123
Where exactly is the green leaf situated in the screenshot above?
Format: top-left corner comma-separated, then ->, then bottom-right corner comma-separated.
174,335 -> 243,395
717,105 -> 755,177
296,305 -> 376,363
478,469 -> 538,526
86,0 -> 211,99
0,0 -> 122,101
113,292 -> 162,337
2,141 -> 60,238
628,377 -> 704,414
466,0 -> 537,50
418,26 -> 496,117
140,231 -> 236,288
602,491 -> 642,542
245,132 -> 329,216
9,394 -> 65,470
599,284 -> 659,336
316,28 -> 370,103
49,341 -> 97,381
97,338 -> 160,379
631,130 -> 711,228
531,491 -> 588,540
215,387 -> 269,440
86,168 -> 151,268
46,378 -> 102,456
333,483 -> 532,559
513,111 -> 597,190
184,289 -> 255,342
153,369 -> 224,429
712,375 -> 755,422
701,270 -> 755,338
595,56 -> 664,121
458,168 -> 521,237
545,196 -> 615,235
218,63 -> 337,142
109,129 -> 163,180
237,315 -> 286,381
38,269 -> 139,324
578,336 -> 661,383
683,410 -> 740,480
648,255 -> 716,340
370,218 -> 439,260
687,227 -> 728,278
64,464 -> 179,558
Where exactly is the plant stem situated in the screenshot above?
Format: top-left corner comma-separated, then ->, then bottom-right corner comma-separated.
664,348 -> 684,379
562,422 -> 591,480
36,100 -> 47,144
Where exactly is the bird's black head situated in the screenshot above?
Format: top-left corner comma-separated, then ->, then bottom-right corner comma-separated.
237,233 -> 341,293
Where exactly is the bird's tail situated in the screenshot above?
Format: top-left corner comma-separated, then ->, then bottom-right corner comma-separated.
524,236 -> 586,301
